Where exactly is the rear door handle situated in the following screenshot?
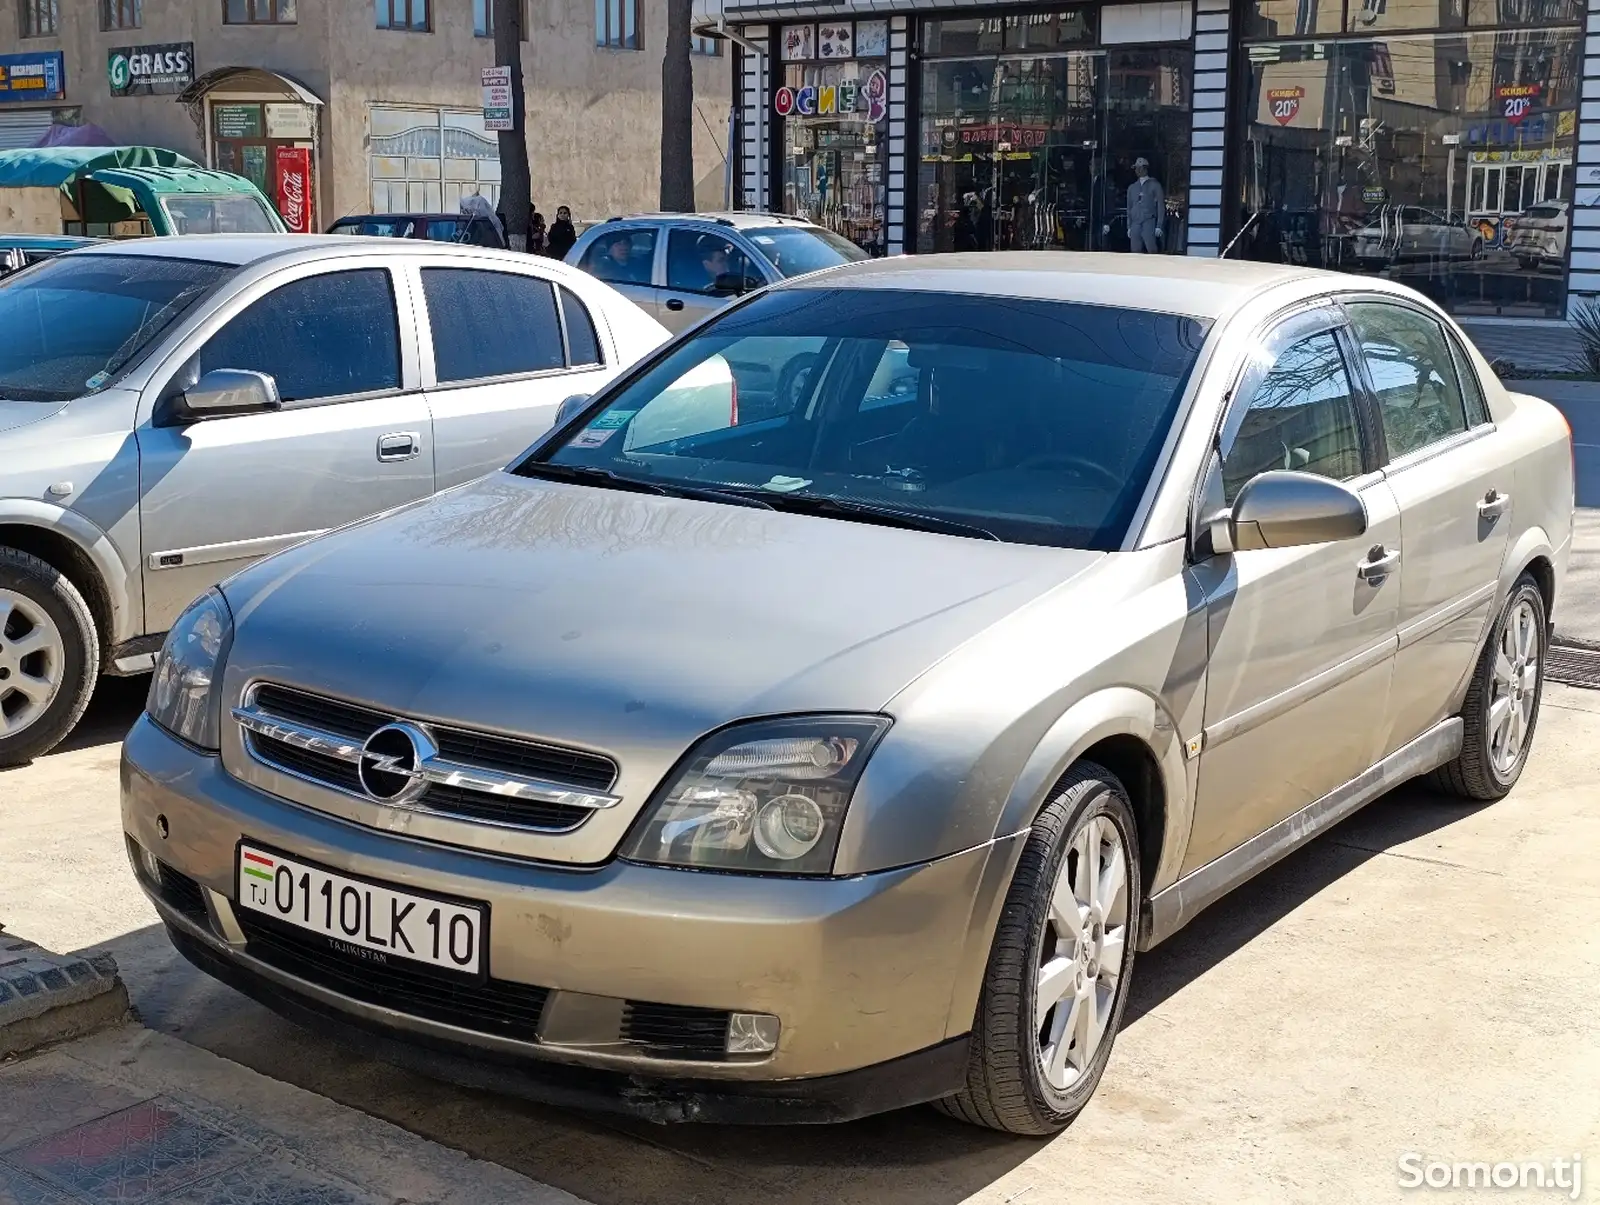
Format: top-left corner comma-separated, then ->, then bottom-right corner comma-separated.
1357,544 -> 1401,581
665,298 -> 685,312
1478,488 -> 1511,519
377,431 -> 421,462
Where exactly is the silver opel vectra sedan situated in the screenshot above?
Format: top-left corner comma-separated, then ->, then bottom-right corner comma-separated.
122,254 -> 1573,1135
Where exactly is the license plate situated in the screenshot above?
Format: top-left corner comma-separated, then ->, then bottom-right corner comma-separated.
235,843 -> 485,976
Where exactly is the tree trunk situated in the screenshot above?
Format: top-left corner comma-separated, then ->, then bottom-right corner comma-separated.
660,0 -> 695,211
494,0 -> 532,251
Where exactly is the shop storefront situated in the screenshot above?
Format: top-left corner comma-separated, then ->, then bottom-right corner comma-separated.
1232,0 -> 1584,317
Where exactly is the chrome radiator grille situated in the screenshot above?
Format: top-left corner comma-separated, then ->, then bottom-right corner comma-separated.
235,682 -> 620,833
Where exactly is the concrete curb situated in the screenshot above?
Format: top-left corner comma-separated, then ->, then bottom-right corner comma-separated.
0,926 -> 131,1059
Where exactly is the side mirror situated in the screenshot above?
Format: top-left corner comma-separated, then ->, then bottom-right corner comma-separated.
1212,470 -> 1367,553
172,369 -> 282,423
554,393 -> 592,429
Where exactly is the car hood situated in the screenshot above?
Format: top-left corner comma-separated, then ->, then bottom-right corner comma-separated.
220,473 -> 1101,751
0,399 -> 68,435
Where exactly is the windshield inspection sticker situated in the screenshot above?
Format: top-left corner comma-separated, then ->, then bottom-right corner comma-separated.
569,410 -> 636,449
762,475 -> 812,493
85,371 -> 110,390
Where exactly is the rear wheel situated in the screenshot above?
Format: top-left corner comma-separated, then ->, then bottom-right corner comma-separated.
1429,575 -> 1545,801
0,548 -> 99,767
935,761 -> 1140,1135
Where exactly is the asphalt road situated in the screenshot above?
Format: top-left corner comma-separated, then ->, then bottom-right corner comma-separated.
3,676 -> 1597,1204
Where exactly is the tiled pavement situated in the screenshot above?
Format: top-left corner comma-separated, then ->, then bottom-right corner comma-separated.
0,1027 -> 586,1205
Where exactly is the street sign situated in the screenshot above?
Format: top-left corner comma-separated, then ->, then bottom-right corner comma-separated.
482,66 -> 512,132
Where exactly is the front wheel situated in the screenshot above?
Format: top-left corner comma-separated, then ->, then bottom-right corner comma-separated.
0,547 -> 100,767
1429,575 -> 1546,801
935,761 -> 1141,1135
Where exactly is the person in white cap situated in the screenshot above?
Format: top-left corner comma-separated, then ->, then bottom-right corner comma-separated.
1126,157 -> 1164,254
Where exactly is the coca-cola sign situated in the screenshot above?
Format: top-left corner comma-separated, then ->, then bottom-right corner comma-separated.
274,145 -> 313,234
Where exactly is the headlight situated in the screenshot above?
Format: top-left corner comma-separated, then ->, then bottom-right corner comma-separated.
147,589 -> 234,750
619,716 -> 891,875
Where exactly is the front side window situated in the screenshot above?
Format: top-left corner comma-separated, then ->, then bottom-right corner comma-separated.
200,269 -> 400,403
666,231 -> 759,296
161,195 -> 280,235
1222,331 -> 1366,503
596,0 -> 640,48
528,288 -> 1209,550
422,268 -> 564,383
376,0 -> 429,30
20,0 -> 58,35
224,0 -> 294,22
1347,303 -> 1469,459
580,227 -> 656,285
0,255 -> 229,402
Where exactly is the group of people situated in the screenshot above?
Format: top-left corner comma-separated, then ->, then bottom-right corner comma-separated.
517,205 -> 579,258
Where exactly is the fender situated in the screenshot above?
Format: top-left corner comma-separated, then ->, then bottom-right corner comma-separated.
0,499 -> 139,645
1500,522 -> 1559,620
944,687 -> 1193,1040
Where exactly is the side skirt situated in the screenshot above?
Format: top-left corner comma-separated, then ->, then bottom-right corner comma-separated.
1140,716 -> 1463,950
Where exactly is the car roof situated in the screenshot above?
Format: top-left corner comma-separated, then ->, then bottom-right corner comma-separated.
774,252 -> 1348,320
332,213 -> 472,223
66,233 -> 536,267
0,233 -> 100,249
597,211 -> 818,232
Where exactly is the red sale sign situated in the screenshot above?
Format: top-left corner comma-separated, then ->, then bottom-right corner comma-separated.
1496,83 -> 1540,125
273,145 -> 313,234
1268,86 -> 1304,126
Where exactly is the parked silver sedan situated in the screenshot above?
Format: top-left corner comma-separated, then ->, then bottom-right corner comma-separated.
122,254 -> 1573,1135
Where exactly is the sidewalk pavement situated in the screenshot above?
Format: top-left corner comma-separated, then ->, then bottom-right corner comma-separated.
0,1023 -> 591,1205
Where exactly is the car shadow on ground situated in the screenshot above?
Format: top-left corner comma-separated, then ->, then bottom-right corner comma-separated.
74,772 -> 1495,1205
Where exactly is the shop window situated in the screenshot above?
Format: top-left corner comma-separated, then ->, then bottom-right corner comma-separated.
20,0 -> 58,36
693,35 -> 722,55
922,11 -> 1094,55
201,270 -> 401,405
377,0 -> 429,31
559,287 -> 603,367
101,0 -> 139,30
779,51 -> 891,255
422,269 -> 565,384
474,0 -> 527,38
224,0 -> 293,23
1468,0 -> 1581,23
596,0 -> 640,49
369,107 -> 501,213
1346,303 -> 1469,457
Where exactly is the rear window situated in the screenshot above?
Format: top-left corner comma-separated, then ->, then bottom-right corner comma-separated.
533,288 -> 1208,550
161,194 -> 280,234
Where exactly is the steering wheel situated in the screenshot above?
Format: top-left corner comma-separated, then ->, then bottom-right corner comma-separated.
1014,454 -> 1122,491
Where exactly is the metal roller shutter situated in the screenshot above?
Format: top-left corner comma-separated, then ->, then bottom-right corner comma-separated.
0,110 -> 56,150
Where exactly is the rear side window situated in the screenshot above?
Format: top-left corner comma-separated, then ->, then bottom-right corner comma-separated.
580,227 -> 656,285
1447,333 -> 1490,427
559,286 -> 602,367
200,268 -> 400,403
1346,302 -> 1468,459
422,268 -> 565,384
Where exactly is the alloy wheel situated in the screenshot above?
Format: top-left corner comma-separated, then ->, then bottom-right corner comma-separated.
0,588 -> 66,738
1036,813 -> 1129,1090
1488,597 -> 1541,777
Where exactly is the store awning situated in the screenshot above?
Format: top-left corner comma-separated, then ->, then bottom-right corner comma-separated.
696,0 -> 904,27
176,66 -> 324,107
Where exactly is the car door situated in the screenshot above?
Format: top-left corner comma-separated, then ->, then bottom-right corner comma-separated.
136,260 -> 434,631
416,262 -> 617,488
1342,299 -> 1513,756
658,228 -> 762,333
1183,307 -> 1404,875
575,224 -> 660,319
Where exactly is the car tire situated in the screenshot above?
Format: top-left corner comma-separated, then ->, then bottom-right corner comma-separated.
0,547 -> 99,768
1429,575 -> 1546,802
934,760 -> 1141,1136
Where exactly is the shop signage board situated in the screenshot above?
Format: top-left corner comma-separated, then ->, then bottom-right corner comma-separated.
1495,83 -> 1540,125
107,43 -> 193,97
215,104 -> 263,138
265,102 -> 314,139
0,51 -> 65,105
775,68 -> 887,122
1267,86 -> 1303,126
274,145 -> 313,233
482,66 -> 512,131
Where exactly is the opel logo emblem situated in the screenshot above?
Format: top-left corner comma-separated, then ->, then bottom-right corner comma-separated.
357,722 -> 436,804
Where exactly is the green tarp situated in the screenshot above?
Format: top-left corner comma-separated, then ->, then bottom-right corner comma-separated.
0,146 -> 199,190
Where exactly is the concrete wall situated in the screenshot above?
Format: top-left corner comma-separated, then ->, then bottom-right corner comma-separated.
0,0 -> 731,226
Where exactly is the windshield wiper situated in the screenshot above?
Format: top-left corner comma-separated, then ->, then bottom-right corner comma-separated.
518,462 -> 775,509
719,489 -> 999,541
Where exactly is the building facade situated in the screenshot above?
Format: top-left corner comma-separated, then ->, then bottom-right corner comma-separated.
710,0 -> 1599,322
1,0 -> 732,232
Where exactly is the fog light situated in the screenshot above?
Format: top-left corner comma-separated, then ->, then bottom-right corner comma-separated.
726,1012 -> 780,1055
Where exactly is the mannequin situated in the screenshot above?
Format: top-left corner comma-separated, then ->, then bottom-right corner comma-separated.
1127,157 -> 1165,254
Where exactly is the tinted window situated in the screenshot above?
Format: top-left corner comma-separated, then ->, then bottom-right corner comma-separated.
0,254 -> 229,402
1448,332 -> 1490,426
532,289 -> 1209,551
201,269 -> 400,402
559,286 -> 602,367
161,195 -> 280,235
1347,303 -> 1468,459
744,226 -> 869,277
666,230 -> 759,295
1222,331 -> 1365,504
422,269 -> 564,383
465,219 -> 502,248
332,218 -> 412,237
423,219 -> 467,242
581,227 -> 656,285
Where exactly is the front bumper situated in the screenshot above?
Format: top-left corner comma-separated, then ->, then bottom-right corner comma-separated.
122,715 -> 1018,1119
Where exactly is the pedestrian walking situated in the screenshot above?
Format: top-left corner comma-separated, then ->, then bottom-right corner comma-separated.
547,205 -> 577,258
1126,157 -> 1165,254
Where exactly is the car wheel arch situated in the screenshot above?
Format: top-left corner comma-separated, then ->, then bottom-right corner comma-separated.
0,511 -> 128,655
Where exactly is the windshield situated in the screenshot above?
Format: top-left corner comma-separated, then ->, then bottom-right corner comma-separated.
0,254 -> 230,401
528,288 -> 1209,550
161,194 -> 280,234
744,227 -> 870,277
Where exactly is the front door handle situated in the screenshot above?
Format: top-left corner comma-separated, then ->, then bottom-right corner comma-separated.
665,298 -> 685,312
1357,544 -> 1401,582
377,431 -> 421,462
1478,488 -> 1511,520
